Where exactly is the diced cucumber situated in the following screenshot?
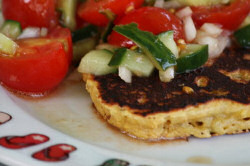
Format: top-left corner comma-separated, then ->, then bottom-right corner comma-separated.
158,31 -> 179,58
173,0 -> 231,6
109,48 -> 154,77
114,23 -> 176,71
73,38 -> 97,65
0,33 -> 18,55
57,0 -> 77,31
176,44 -> 208,73
0,12 -> 4,28
144,0 -> 156,6
71,24 -> 98,43
240,15 -> 250,28
96,43 -> 118,53
234,24 -> 250,48
78,49 -> 117,75
0,20 -> 22,39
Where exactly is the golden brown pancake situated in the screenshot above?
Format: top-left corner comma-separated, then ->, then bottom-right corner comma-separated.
83,46 -> 250,140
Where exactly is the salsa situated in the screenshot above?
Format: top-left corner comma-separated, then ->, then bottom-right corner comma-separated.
0,0 -> 249,94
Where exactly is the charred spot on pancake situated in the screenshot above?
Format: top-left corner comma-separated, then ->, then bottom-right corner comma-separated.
94,46 -> 250,116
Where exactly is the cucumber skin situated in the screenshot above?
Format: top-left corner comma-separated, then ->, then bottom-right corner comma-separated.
234,25 -> 250,48
71,25 -> 98,43
176,45 -> 208,74
108,48 -> 127,66
102,21 -> 114,43
114,23 -> 176,71
0,20 -> 22,39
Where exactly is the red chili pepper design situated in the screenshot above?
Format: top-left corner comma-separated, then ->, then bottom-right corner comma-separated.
0,134 -> 49,149
32,144 -> 76,162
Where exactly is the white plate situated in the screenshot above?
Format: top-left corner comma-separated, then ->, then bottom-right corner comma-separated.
0,70 -> 249,166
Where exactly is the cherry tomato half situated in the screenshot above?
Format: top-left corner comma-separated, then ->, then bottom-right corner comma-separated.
48,26 -> 73,65
2,0 -> 57,28
192,0 -> 250,30
77,0 -> 144,26
0,40 -> 68,94
108,7 -> 185,48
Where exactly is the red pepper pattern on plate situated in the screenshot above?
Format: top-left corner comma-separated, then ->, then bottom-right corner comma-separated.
32,144 -> 76,162
0,134 -> 49,149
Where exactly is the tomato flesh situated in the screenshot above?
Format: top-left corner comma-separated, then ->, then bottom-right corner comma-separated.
192,0 -> 250,30
48,26 -> 73,65
0,40 -> 68,93
2,0 -> 56,28
108,7 -> 185,48
77,0 -> 144,26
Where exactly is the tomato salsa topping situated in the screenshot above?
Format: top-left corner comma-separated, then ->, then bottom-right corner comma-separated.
0,0 -> 249,94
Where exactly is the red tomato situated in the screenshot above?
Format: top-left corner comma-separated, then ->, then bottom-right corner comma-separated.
2,0 -> 57,28
76,2 -> 88,29
0,39 -> 68,94
48,26 -> 73,64
108,7 -> 185,48
77,0 -> 144,26
192,0 -> 250,30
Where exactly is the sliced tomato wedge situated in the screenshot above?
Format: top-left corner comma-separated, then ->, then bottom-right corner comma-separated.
48,26 -> 73,64
192,0 -> 250,30
77,0 -> 144,26
108,7 -> 185,48
2,0 -> 57,28
0,39 -> 68,94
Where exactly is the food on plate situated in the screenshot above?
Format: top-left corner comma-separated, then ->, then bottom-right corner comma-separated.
0,0 -> 249,140
2,0 -> 57,28
77,0 -> 145,26
107,7 -> 185,48
0,0 -> 75,94
0,30 -> 70,94
191,0 -> 250,30
167,0 -> 232,6
78,0 -> 250,139
82,45 -> 249,139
